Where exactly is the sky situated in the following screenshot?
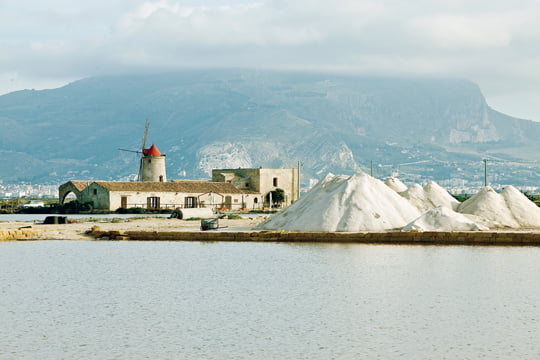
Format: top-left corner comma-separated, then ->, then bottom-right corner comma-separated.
1,0 -> 540,121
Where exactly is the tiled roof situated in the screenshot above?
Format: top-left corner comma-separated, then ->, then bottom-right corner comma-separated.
93,181 -> 259,195
61,180 -> 92,191
143,144 -> 162,156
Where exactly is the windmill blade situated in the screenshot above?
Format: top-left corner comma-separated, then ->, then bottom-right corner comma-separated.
118,148 -> 142,154
141,119 -> 149,152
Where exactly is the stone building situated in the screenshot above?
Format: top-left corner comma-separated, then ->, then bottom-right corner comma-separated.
212,167 -> 299,207
59,139 -> 298,211
140,144 -> 166,182
58,181 -> 92,204
60,180 -> 260,211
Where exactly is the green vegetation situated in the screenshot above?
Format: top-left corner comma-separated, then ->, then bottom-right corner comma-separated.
249,209 -> 278,214
523,192 -> 540,207
451,194 -> 471,202
115,207 -> 171,214
227,214 -> 243,220
523,192 -> 540,202
266,188 -> 285,207
60,200 -> 93,213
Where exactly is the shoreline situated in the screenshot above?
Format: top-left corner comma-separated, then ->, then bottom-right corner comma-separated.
2,217 -> 540,246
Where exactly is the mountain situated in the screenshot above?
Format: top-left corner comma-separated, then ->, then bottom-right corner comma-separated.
1,69 -> 539,188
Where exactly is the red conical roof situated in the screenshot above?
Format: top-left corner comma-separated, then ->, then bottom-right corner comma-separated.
143,144 -> 162,156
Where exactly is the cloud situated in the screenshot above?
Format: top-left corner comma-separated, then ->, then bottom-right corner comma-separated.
410,14 -> 513,49
2,0 -> 540,119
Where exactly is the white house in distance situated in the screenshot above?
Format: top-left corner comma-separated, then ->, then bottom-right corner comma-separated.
75,180 -> 259,211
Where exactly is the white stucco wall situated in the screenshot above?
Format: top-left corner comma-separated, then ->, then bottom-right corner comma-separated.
82,184 -> 261,211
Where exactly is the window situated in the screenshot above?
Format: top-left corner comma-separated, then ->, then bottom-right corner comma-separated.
93,189 -> 97,195
184,196 -> 197,208
273,177 -> 278,187
159,175 -> 164,182
147,196 -> 160,209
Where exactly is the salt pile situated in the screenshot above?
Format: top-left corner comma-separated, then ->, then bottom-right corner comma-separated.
385,177 -> 408,193
257,172 -> 421,232
400,181 -> 460,212
500,185 -> 540,228
403,206 -> 488,232
399,184 -> 428,211
457,186 -> 540,229
424,182 -> 460,210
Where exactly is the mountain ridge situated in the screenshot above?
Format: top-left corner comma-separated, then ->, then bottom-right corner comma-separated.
0,69 -> 539,188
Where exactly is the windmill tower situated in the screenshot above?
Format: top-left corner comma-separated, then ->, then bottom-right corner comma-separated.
120,120 -> 167,182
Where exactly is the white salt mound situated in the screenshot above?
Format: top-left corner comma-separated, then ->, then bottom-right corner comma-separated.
400,184 -> 429,211
400,181 -> 460,212
257,172 -> 421,232
500,185 -> 540,228
403,206 -> 488,232
457,187 -> 520,228
385,177 -> 408,193
423,181 -> 460,211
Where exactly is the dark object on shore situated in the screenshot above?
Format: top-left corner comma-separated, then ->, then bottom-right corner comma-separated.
201,218 -> 219,231
43,216 -> 67,224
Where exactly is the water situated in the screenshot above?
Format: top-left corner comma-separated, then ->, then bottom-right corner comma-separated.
0,241 -> 538,359
0,213 -> 170,222
0,213 -> 259,223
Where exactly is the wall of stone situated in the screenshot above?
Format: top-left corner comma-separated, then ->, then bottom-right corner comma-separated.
90,230 -> 540,246
212,168 -> 299,206
259,168 -> 299,205
141,155 -> 166,182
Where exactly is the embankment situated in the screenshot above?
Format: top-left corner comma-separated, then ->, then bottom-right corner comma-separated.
0,228 -> 41,241
90,229 -> 540,246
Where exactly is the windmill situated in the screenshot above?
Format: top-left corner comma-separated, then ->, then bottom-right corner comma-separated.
119,120 -> 150,181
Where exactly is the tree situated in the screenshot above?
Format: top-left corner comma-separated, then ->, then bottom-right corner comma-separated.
267,188 -> 285,205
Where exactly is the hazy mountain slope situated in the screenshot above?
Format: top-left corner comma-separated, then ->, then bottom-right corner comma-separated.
0,69 -> 538,186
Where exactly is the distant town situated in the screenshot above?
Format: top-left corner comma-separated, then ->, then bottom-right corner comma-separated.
0,183 -> 58,199
1,178 -> 538,201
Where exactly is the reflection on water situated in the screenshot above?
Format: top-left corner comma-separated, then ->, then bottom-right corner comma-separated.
0,241 -> 538,359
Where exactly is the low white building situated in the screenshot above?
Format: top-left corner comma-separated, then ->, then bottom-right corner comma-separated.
60,180 -> 260,211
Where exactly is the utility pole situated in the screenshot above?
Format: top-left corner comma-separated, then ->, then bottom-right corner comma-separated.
483,159 -> 488,187
370,160 -> 374,177
297,160 -> 301,200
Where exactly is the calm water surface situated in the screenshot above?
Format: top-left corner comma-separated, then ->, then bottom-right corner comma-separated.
0,241 -> 538,359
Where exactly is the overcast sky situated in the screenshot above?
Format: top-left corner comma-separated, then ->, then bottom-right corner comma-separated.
1,0 -> 540,121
